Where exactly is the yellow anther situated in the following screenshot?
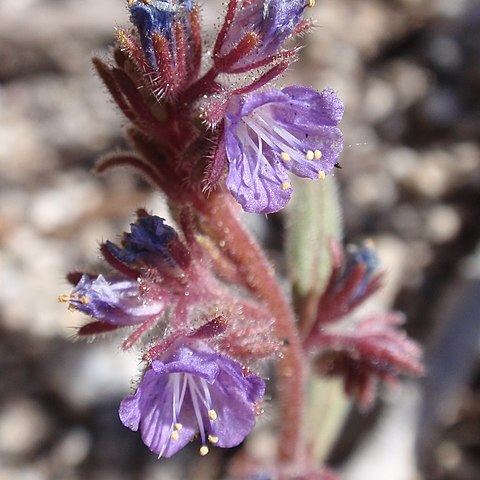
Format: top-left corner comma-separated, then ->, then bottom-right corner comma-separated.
318,171 -> 326,180
199,445 -> 209,456
170,430 -> 179,441
174,423 -> 183,431
305,150 -> 314,160
70,293 -> 79,299
80,296 -> 89,304
281,181 -> 291,191
280,152 -> 291,162
208,435 -> 219,444
314,149 -> 323,160
116,29 -> 127,43
306,0 -> 316,7
208,409 -> 217,421
57,294 -> 70,303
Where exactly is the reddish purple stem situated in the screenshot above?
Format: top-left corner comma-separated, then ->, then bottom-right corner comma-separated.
198,190 -> 307,465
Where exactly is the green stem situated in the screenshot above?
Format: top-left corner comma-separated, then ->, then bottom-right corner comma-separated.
197,191 -> 307,465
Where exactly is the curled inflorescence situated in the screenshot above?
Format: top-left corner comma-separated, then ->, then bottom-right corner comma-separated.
60,1 -> 423,477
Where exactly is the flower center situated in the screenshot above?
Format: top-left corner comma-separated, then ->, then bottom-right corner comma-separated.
165,373 -> 219,457
240,106 -> 324,171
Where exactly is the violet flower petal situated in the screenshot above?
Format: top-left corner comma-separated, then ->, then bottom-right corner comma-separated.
207,355 -> 265,448
120,368 -> 197,457
225,134 -> 292,213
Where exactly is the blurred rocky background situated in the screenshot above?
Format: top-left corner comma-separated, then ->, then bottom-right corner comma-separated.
1,0 -> 479,479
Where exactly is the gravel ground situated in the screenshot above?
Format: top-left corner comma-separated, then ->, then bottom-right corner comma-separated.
1,1 -> 480,479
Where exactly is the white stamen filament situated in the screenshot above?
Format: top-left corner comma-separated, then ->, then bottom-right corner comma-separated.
253,110 -> 306,155
254,129 -> 263,179
188,376 -> 208,446
199,378 -> 214,412
161,373 -> 219,457
177,374 -> 188,415
172,373 -> 180,421
271,124 -> 306,152
189,377 -> 219,446
240,122 -> 284,185
239,124 -> 283,184
159,374 -> 188,458
243,111 -> 319,169
243,116 -> 287,155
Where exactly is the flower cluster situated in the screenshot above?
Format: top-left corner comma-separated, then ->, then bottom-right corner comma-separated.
61,211 -> 274,456
95,0 -> 343,214
64,213 -> 189,348
61,0 -> 424,477
303,240 -> 423,407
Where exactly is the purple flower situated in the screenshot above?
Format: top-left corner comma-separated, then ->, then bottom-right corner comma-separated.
105,215 -> 178,267
129,0 -> 194,68
224,86 -> 344,213
219,0 -> 306,70
69,274 -> 164,326
119,341 -> 265,457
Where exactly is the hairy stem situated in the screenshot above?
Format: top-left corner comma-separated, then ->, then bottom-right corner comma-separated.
197,190 -> 307,465
178,67 -> 220,107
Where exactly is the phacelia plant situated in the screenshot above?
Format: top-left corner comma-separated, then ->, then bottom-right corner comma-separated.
60,0 -> 423,478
